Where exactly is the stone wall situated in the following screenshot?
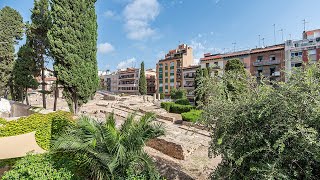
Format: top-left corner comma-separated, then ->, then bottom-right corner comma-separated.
147,138 -> 184,160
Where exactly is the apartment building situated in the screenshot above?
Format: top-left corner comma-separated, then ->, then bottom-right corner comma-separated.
200,44 -> 285,82
118,68 -> 140,94
34,68 -> 56,92
223,50 -> 252,73
251,44 -> 285,81
182,65 -> 199,102
285,29 -> 320,81
156,44 -> 194,95
145,69 -> 156,95
104,72 -> 118,92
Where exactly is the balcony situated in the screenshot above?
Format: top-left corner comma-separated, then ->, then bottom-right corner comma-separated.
119,75 -> 135,80
253,60 -> 280,66
256,71 -> 280,77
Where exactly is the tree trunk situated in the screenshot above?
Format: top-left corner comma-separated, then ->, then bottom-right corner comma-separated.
25,87 -> 29,105
53,81 -> 58,111
73,93 -> 78,115
41,59 -> 46,109
21,88 -> 24,103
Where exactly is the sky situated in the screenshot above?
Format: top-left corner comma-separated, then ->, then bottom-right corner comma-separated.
1,0 -> 320,71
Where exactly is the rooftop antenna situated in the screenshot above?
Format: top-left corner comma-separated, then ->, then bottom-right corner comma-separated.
273,24 -> 276,44
302,19 -> 309,32
258,35 -> 261,47
261,38 -> 265,47
289,33 -> 292,40
279,29 -> 284,42
232,42 -> 236,52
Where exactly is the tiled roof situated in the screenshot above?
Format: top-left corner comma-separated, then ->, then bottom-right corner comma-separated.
250,44 -> 284,54
200,54 -> 222,61
222,50 -> 250,58
200,44 -> 285,61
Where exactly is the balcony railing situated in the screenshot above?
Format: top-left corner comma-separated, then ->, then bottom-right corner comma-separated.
256,71 -> 280,77
253,60 -> 281,66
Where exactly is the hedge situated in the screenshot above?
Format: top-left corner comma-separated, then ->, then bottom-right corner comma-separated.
175,98 -> 190,105
160,102 -> 175,112
0,118 -> 7,125
181,110 -> 203,123
1,154 -> 73,180
161,102 -> 195,114
0,111 -> 73,150
170,104 -> 195,114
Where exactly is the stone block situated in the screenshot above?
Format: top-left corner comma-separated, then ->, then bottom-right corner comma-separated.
147,138 -> 184,160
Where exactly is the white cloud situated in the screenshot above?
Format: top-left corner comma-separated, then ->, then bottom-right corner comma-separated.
190,39 -> 223,64
117,58 -> 137,69
123,0 -> 160,40
98,43 -> 115,54
104,10 -> 115,18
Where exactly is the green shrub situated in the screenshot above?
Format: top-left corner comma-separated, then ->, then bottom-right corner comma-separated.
160,102 -> 175,112
175,98 -> 190,105
170,88 -> 186,100
1,154 -> 73,179
181,110 -> 203,122
160,93 -> 165,99
0,118 -> 7,125
0,111 -> 73,150
170,104 -> 195,114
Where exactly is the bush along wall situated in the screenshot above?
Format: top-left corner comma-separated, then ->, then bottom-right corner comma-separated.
181,110 -> 203,123
161,102 -> 195,114
0,111 -> 73,150
175,98 -> 190,105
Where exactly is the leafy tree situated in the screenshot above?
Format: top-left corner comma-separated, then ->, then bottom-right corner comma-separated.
2,154 -> 73,179
12,45 -> 38,104
0,6 -> 24,98
201,64 -> 320,179
48,0 -> 99,113
194,67 -> 212,107
139,61 -> 147,95
28,0 -> 52,109
52,113 -> 164,180
224,58 -> 245,73
170,88 -> 186,100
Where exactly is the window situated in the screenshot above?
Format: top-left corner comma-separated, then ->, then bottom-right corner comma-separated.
270,67 -> 276,76
269,55 -> 276,61
206,63 -> 210,68
170,62 -> 174,67
159,63 -> 163,68
165,78 -> 168,83
159,87 -> 163,92
257,56 -> 263,62
170,79 -> 174,83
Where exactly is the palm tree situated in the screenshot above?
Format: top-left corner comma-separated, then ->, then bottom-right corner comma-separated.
52,112 -> 165,180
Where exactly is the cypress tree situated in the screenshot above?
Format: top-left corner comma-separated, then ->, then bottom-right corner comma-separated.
139,61 -> 147,95
0,6 -> 24,98
12,45 -> 39,104
28,0 -> 51,109
48,0 -> 99,113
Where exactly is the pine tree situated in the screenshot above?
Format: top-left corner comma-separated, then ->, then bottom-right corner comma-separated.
139,61 -> 147,95
12,45 -> 39,105
0,6 -> 24,98
48,0 -> 99,114
28,0 -> 51,109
